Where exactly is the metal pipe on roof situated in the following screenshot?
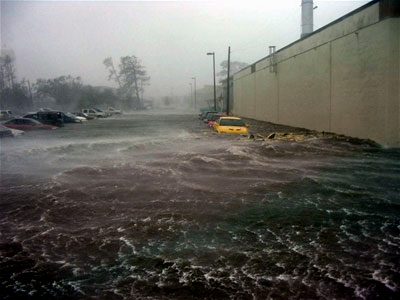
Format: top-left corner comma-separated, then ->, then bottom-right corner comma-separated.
301,0 -> 314,38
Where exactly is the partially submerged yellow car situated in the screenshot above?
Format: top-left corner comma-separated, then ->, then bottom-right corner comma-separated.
213,116 -> 249,134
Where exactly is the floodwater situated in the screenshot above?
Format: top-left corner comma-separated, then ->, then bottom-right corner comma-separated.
1,113 -> 399,299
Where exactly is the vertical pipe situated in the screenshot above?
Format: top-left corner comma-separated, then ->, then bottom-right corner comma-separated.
301,0 -> 313,38
226,46 -> 231,115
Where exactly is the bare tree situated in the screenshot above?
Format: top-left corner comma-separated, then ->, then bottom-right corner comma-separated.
217,60 -> 248,82
0,54 -> 16,90
104,55 -> 150,109
103,57 -> 122,88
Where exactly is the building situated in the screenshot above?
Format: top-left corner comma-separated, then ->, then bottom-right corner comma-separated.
232,0 -> 399,147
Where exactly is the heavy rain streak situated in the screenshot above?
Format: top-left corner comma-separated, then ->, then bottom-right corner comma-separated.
1,112 -> 399,299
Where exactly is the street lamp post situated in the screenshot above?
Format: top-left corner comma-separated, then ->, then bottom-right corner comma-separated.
207,52 -> 217,111
191,77 -> 197,110
189,83 -> 193,107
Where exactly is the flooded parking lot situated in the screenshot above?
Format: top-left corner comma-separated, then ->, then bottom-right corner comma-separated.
1,112 -> 399,299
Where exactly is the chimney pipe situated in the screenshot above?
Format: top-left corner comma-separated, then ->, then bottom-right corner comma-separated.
301,0 -> 313,38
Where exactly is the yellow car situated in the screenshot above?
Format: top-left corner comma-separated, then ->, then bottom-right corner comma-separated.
213,116 -> 249,134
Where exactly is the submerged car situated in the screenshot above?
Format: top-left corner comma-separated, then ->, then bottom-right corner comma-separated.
38,107 -> 55,112
24,111 -> 64,127
73,112 -> 94,120
94,108 -> 111,117
199,110 -> 217,120
3,118 -> 57,130
213,117 -> 249,134
62,112 -> 83,123
107,107 -> 122,115
0,110 -> 13,121
0,124 -> 14,138
67,112 -> 87,122
207,113 -> 226,128
202,111 -> 219,123
82,108 -> 106,118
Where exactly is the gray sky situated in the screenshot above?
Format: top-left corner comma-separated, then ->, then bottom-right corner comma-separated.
1,0 -> 369,99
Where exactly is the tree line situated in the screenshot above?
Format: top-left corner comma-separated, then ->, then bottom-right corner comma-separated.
0,52 -> 149,113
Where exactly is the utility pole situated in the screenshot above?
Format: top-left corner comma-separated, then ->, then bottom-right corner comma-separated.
192,77 -> 197,110
226,46 -> 231,115
189,83 -> 193,107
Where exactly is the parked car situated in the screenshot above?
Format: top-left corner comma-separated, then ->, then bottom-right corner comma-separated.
213,117 -> 249,134
67,112 -> 86,122
94,107 -> 111,117
38,107 -> 55,112
24,111 -> 64,127
3,118 -> 57,131
203,111 -> 219,123
9,128 -> 25,137
107,107 -> 122,115
0,124 -> 14,138
0,110 -> 13,121
62,112 -> 82,123
73,112 -> 95,120
207,113 -> 226,128
199,110 -> 217,120
82,108 -> 106,118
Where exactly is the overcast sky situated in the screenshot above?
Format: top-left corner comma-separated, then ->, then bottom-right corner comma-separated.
1,0 -> 369,99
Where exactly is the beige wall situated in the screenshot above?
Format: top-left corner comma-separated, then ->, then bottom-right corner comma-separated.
233,2 -> 400,147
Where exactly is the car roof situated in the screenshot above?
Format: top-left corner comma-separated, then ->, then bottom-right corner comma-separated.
12,117 -> 38,121
219,116 -> 242,120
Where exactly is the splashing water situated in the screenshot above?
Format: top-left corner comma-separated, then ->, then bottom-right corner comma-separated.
1,113 -> 399,299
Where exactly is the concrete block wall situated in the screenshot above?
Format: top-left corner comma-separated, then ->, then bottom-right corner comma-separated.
233,1 -> 400,147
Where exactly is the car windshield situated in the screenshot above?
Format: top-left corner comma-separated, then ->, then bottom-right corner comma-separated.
205,112 -> 217,118
210,114 -> 223,121
26,119 -> 41,125
219,119 -> 245,127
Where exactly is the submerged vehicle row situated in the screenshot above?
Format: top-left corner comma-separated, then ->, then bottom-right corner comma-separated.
0,107 -> 122,137
199,110 -> 250,135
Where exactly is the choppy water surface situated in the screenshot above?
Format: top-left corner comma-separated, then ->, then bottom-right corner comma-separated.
1,113 -> 399,299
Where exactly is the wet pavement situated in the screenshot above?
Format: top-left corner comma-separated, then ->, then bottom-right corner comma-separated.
1,112 -> 399,299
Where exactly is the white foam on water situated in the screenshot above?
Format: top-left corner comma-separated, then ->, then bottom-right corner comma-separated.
119,237 -> 137,255
372,270 -> 398,291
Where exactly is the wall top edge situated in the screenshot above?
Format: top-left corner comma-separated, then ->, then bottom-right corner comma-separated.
234,0 -> 380,79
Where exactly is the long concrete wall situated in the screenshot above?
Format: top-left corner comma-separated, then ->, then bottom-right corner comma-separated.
233,2 -> 400,147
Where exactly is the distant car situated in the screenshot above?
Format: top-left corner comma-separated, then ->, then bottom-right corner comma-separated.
213,117 -> 249,134
24,111 -> 64,127
94,107 -> 111,117
62,112 -> 82,123
107,107 -> 122,115
67,112 -> 86,122
0,124 -> 14,138
3,118 -> 57,131
202,111 -> 219,123
82,108 -> 106,118
73,112 -> 94,120
199,110 -> 217,120
0,110 -> 13,121
207,113 -> 226,128
9,128 -> 25,137
38,107 -> 55,112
